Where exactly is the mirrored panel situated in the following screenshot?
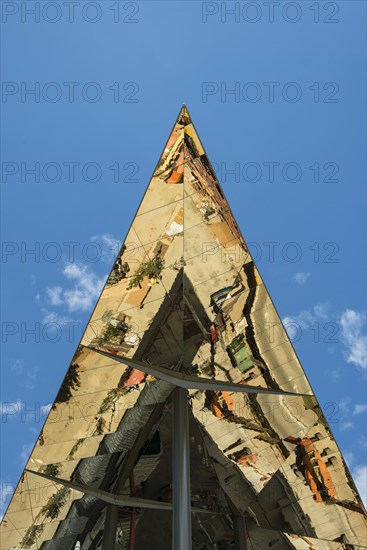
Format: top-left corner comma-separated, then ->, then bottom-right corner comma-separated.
255,423 -> 367,546
246,526 -> 357,550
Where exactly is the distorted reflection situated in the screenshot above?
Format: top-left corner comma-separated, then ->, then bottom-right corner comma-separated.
1,107 -> 365,550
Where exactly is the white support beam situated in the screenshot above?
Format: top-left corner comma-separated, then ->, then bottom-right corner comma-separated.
25,469 -> 215,515
85,346 -> 311,398
25,469 -> 173,510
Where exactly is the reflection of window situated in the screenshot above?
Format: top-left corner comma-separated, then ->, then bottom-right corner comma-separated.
210,286 -> 232,312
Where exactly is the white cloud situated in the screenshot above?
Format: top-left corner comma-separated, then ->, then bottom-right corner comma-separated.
46,286 -> 63,306
344,451 -> 354,468
282,303 -> 329,339
0,400 -> 22,420
339,310 -> 367,370
314,303 -> 328,320
0,479 -> 16,521
91,233 -> 121,263
292,272 -> 311,285
330,369 -> 341,381
63,263 -> 106,312
35,293 -> 40,303
338,397 -> 351,415
24,366 -> 39,390
353,404 -> 367,416
0,400 -> 53,423
352,465 -> 367,506
9,360 -> 39,389
281,317 -> 297,340
41,403 -> 52,417
28,367 -> 39,381
41,309 -> 75,326
10,359 -> 24,375
40,262 -> 107,317
20,443 -> 33,465
339,421 -> 354,432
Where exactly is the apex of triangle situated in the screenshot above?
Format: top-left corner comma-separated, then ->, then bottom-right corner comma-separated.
177,103 -> 193,127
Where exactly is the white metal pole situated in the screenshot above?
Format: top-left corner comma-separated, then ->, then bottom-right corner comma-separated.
102,504 -> 119,550
172,387 -> 192,550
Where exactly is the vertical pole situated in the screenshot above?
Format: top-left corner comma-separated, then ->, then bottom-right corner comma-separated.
172,387 -> 192,550
102,505 -> 118,550
234,516 -> 248,550
129,470 -> 137,550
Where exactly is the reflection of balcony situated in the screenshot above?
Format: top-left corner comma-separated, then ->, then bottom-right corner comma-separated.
210,286 -> 233,311
107,260 -> 130,287
93,313 -> 141,357
227,334 -> 254,374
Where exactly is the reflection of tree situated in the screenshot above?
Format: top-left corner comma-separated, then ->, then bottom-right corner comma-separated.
107,245 -> 129,286
97,320 -> 128,346
42,463 -> 60,478
21,524 -> 44,548
39,486 -> 71,520
54,363 -> 81,404
67,438 -> 85,460
128,255 -> 164,289
98,387 -> 124,415
98,369 -> 133,414
21,487 -> 71,547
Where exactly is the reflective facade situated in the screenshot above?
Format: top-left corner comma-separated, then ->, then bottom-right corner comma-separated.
1,107 -> 366,550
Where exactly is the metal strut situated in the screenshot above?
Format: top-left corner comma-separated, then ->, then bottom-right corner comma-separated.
86,346 -> 309,398
172,387 -> 192,550
102,505 -> 119,550
234,516 -> 249,550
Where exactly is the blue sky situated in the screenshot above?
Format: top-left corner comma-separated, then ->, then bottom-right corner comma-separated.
1,0 -> 366,514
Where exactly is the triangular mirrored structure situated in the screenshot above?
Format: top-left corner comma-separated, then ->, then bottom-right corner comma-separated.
1,107 -> 366,550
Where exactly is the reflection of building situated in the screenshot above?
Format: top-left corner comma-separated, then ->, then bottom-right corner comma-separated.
1,107 -> 366,550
